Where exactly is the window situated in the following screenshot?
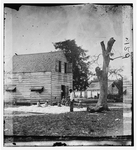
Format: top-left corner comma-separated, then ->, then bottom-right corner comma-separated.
59,61 -> 61,72
55,60 -> 61,72
30,86 -> 44,93
5,85 -> 16,92
55,60 -> 59,72
64,63 -> 67,73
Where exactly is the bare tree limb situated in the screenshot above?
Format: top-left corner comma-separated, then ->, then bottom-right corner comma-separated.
110,53 -> 131,61
110,56 -> 123,60
117,74 -> 123,79
108,68 -> 123,79
100,41 -> 106,56
90,54 -> 102,65
107,37 -> 116,52
106,37 -> 116,54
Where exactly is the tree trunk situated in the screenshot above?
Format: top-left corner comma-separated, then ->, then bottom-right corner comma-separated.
95,73 -> 109,110
87,37 -> 115,112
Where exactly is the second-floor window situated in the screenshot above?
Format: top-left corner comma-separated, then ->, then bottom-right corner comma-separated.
64,62 -> 67,73
64,62 -> 72,73
55,60 -> 61,72
59,61 -> 61,72
56,60 -> 72,73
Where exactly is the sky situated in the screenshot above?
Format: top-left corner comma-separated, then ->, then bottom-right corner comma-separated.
4,4 -> 133,79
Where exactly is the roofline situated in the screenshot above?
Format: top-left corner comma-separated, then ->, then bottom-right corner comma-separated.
12,50 -> 63,57
91,80 -> 115,83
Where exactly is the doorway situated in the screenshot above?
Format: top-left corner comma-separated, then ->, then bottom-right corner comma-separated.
61,85 -> 69,99
61,85 -> 65,99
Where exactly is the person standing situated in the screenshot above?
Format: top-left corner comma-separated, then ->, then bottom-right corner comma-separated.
69,89 -> 74,112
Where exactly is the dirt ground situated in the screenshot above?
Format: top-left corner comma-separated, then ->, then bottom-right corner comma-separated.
4,103 -> 132,145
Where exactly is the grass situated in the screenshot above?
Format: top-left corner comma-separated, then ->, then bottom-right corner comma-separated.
4,108 -> 123,137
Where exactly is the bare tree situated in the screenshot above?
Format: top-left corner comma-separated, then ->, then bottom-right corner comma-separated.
88,37 -> 116,112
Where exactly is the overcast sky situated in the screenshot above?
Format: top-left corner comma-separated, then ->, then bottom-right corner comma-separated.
4,4 -> 132,78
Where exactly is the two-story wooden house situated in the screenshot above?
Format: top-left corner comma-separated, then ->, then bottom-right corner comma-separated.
5,51 -> 73,105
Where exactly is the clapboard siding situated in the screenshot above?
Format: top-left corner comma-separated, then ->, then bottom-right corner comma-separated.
5,72 -> 52,103
51,72 -> 73,102
51,51 -> 67,73
51,52 -> 73,102
5,71 -> 73,104
5,51 -> 73,104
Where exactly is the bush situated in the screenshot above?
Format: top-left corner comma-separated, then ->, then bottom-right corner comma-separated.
107,94 -> 123,102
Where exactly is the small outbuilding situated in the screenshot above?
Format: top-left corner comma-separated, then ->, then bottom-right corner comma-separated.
86,80 -> 118,99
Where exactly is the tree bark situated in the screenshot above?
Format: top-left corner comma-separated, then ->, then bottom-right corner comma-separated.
87,38 -> 115,112
95,73 -> 109,110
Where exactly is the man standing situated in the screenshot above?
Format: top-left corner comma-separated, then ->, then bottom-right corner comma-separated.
69,89 -> 74,112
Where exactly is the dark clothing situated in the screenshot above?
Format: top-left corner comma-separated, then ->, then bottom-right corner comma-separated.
70,100 -> 74,112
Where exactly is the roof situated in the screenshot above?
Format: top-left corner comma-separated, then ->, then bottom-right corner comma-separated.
88,81 -> 114,90
13,51 -> 66,73
88,82 -> 100,90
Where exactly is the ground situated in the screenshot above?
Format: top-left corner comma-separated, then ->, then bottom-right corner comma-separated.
4,102 -> 132,145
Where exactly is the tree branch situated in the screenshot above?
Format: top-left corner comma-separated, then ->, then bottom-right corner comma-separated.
117,74 -> 123,79
90,54 -> 102,65
106,37 -> 116,54
110,53 -> 130,61
108,68 -> 123,79
100,41 -> 106,56
110,56 -> 123,60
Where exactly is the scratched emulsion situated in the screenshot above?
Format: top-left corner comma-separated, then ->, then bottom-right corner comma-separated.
4,4 -> 133,146
5,4 -> 124,73
122,6 -> 133,136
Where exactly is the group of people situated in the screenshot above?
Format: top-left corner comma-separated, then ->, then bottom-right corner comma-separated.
59,89 -> 75,112
37,89 -> 75,112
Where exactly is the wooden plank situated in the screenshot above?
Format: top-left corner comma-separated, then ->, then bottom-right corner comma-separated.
51,72 -> 73,103
4,72 -> 52,103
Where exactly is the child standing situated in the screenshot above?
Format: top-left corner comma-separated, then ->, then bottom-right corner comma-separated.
69,89 -> 74,112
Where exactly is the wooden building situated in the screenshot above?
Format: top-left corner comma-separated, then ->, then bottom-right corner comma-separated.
86,81 -> 118,98
74,80 -> 118,99
5,51 -> 73,105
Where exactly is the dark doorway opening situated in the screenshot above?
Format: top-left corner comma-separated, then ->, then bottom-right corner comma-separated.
61,85 -> 65,99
